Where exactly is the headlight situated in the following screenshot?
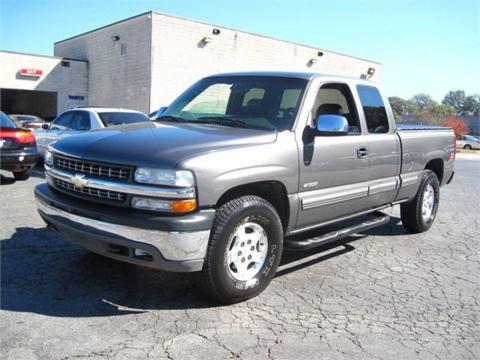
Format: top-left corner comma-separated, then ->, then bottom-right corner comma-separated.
44,149 -> 53,166
131,197 -> 197,213
134,168 -> 195,187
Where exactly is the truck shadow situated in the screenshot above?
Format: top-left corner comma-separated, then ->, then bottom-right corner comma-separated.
1,217 -> 405,317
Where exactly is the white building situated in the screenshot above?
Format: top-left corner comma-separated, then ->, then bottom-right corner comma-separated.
1,11 -> 381,119
0,51 -> 88,120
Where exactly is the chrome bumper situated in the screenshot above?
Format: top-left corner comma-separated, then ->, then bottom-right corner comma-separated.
37,200 -> 210,272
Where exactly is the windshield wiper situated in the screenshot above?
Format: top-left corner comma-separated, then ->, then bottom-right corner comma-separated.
155,115 -> 189,123
196,116 -> 273,131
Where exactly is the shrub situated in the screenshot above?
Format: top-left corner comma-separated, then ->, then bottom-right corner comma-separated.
442,117 -> 469,137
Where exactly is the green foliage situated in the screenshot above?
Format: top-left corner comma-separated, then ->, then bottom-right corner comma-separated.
463,95 -> 480,115
428,104 -> 456,116
390,90 -> 479,122
441,91 -> 480,115
388,97 -> 418,119
442,90 -> 465,111
411,94 -> 437,111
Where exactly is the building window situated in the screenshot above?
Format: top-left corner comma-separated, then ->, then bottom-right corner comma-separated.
61,61 -> 70,67
120,43 -> 127,56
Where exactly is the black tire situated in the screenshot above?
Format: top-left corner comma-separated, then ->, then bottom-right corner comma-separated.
463,145 -> 472,150
202,196 -> 283,304
400,170 -> 440,233
13,169 -> 32,181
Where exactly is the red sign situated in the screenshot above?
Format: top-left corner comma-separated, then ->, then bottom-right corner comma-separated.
19,68 -> 43,77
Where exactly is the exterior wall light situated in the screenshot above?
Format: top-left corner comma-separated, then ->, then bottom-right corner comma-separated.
212,28 -> 221,35
111,35 -> 120,42
367,67 -> 375,75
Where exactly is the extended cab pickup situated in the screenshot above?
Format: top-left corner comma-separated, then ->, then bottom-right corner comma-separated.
35,72 -> 455,303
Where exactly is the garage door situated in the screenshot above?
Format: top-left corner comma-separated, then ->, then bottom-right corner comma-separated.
1,88 -> 57,121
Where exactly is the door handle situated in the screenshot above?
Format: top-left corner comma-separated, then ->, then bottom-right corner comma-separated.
357,146 -> 368,159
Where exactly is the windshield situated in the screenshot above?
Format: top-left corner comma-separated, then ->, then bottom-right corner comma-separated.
158,76 -> 307,131
1,112 -> 16,128
98,112 -> 149,127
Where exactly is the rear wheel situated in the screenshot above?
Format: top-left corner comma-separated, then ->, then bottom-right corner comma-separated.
13,169 -> 32,181
202,196 -> 283,304
400,170 -> 439,233
463,145 -> 472,150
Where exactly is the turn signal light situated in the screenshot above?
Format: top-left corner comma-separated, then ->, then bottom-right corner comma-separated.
171,199 -> 197,213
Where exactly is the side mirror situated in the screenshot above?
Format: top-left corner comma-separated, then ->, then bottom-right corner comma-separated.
315,115 -> 349,136
41,123 -> 50,130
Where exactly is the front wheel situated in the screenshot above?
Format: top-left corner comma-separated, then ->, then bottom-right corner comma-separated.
202,196 -> 283,304
463,145 -> 472,150
400,170 -> 440,233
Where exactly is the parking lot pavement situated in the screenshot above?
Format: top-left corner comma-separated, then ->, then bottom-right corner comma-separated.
1,158 -> 479,360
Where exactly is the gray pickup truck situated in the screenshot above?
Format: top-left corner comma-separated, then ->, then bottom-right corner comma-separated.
35,72 -> 455,303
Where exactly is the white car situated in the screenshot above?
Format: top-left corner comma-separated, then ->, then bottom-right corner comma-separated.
457,135 -> 480,150
35,107 -> 149,158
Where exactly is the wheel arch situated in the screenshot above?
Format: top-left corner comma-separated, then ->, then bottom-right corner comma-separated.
216,181 -> 290,231
425,158 -> 444,184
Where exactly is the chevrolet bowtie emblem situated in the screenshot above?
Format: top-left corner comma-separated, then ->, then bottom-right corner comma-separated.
71,174 -> 89,188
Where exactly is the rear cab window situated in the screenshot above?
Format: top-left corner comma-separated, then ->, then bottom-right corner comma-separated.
357,85 -> 390,134
99,112 -> 149,127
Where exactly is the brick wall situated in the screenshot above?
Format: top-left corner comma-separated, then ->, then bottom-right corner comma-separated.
54,14 -> 152,113
150,12 -> 381,111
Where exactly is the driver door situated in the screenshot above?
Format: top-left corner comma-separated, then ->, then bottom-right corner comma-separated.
296,82 -> 370,229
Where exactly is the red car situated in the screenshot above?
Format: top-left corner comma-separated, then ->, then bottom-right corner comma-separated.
0,112 -> 39,180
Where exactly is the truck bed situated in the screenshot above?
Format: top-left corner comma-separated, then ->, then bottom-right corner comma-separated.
396,124 -> 452,131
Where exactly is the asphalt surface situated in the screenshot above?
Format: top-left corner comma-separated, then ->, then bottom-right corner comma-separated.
1,155 -> 479,359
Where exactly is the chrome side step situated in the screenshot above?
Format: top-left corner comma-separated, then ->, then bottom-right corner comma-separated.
285,212 -> 390,251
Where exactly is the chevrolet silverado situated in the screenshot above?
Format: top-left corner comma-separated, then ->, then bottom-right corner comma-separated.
35,72 -> 455,303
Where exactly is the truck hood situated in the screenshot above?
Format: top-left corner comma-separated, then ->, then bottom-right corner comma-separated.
50,121 -> 277,168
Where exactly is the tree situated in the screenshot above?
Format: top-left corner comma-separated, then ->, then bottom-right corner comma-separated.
388,96 -> 418,119
428,103 -> 456,117
442,90 -> 465,113
463,95 -> 480,115
411,94 -> 437,111
442,117 -> 469,137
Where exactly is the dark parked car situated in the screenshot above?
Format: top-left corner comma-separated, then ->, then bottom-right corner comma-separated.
9,114 -> 49,129
0,111 -> 39,180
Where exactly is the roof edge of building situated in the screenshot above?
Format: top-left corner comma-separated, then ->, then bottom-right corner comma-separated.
0,49 -> 87,62
54,11 -> 152,45
54,10 -> 381,66
151,11 -> 381,65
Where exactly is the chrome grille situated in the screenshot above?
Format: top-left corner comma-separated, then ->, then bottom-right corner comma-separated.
55,178 -> 127,202
54,156 -> 130,181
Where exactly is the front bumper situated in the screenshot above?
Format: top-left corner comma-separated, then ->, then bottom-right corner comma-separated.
0,147 -> 39,171
35,184 -> 214,272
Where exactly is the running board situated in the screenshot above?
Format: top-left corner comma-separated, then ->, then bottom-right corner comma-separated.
285,212 -> 390,251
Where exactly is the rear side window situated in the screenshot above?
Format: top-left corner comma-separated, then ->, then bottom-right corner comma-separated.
1,112 -> 16,128
99,112 -> 149,127
357,85 -> 389,133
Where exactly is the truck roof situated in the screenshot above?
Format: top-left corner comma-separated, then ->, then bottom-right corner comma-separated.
207,71 -> 376,83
